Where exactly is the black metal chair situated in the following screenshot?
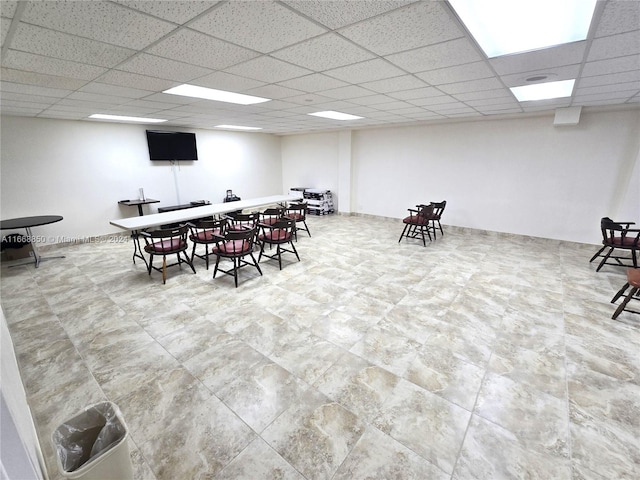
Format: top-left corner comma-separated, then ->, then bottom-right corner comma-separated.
141,225 -> 195,284
590,217 -> 639,272
211,227 -> 262,287
187,218 -> 226,269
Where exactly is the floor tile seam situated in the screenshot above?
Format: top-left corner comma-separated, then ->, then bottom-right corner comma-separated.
448,316 -> 500,478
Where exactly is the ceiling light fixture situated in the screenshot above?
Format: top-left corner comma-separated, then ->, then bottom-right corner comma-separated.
215,125 -> 262,131
88,114 -> 166,123
163,84 -> 271,105
510,79 -> 575,102
308,111 -> 363,121
448,0 -> 597,58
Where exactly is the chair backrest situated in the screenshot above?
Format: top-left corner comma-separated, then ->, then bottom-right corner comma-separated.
429,201 -> 446,218
227,211 -> 259,229
286,202 -> 307,220
219,227 -> 257,254
144,225 -> 189,251
416,204 -> 434,218
260,207 -> 284,225
189,218 -> 226,240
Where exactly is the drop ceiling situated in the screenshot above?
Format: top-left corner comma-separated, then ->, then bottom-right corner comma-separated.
1,0 -> 638,135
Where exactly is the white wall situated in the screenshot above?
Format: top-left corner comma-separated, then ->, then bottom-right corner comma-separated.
0,116 -> 283,243
281,131 -> 340,207
282,108 -> 640,244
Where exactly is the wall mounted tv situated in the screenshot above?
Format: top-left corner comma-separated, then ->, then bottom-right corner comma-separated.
146,130 -> 198,161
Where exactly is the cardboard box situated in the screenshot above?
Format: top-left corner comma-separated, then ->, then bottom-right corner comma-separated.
3,243 -> 34,261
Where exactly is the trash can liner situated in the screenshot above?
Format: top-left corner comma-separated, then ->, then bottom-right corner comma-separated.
52,402 -> 127,473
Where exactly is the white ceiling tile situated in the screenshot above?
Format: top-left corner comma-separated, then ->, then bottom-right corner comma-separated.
318,84 -> 377,99
437,77 -> 504,95
0,1 -> 17,18
475,105 -> 522,115
452,89 -> 515,102
588,30 -> 640,62
325,59 -> 405,83
96,70 -> 177,92
121,99 -> 181,110
578,70 -> 640,88
78,82 -> 153,99
490,42 -> 586,76
1,17 -> 11,47
278,73 -> 349,92
143,93 -> 199,105
191,71 -> 265,92
1,93 -> 60,107
359,75 -> 427,94
371,99 -> 415,110
2,50 -> 106,80
190,1 -> 326,54
116,53 -> 213,82
576,97 -> 634,106
21,1 -> 176,49
113,1 -> 217,25
415,61 -> 495,85
408,95 -> 459,107
224,56 -> 312,83
0,81 -> 71,98
147,28 -> 258,70
2,106 -> 45,115
272,33 -> 374,71
39,110 -> 86,120
349,94 -> 400,106
595,0 -> 640,37
339,1 -> 463,56
11,23 -> 136,68
0,67 -> 87,90
386,38 -> 482,73
245,84 -> 305,100
575,81 -> 640,96
582,54 -> 640,80
282,0 -> 412,29
387,86 -> 445,101
66,91 -> 131,105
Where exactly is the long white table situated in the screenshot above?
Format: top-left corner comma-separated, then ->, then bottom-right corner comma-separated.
110,194 -> 303,267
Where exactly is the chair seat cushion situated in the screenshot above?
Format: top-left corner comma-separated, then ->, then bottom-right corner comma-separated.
610,236 -> 639,247
403,215 -> 428,225
190,229 -> 221,242
145,239 -> 186,253
259,229 -> 291,242
212,239 -> 251,255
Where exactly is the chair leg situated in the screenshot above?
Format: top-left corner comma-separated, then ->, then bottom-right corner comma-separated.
213,255 -> 221,278
190,242 -> 197,265
612,283 -> 630,303
398,224 -> 409,243
302,220 -> 311,237
233,257 -> 239,288
596,247 -> 614,272
162,255 -> 167,284
277,244 -> 282,270
612,287 -> 639,319
183,251 -> 196,274
290,240 -> 300,261
147,254 -> 154,275
438,220 -> 443,236
589,245 -> 606,263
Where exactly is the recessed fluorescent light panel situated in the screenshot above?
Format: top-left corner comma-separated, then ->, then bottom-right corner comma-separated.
163,84 -> 271,105
215,125 -> 262,131
308,111 -> 363,121
448,0 -> 597,58
89,114 -> 166,123
510,79 -> 575,102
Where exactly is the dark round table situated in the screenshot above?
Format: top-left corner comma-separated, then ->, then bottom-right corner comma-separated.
1,215 -> 64,267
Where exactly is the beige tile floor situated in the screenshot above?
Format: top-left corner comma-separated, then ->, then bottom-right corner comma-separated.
1,213 -> 639,480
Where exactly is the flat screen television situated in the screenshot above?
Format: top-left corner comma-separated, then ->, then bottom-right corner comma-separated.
146,130 -> 198,161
